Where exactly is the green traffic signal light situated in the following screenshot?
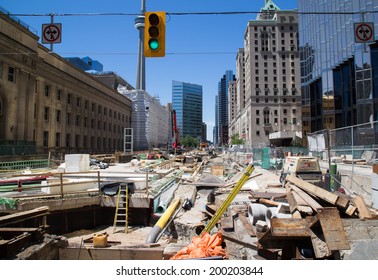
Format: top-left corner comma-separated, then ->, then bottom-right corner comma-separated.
149,39 -> 159,50
144,11 -> 166,57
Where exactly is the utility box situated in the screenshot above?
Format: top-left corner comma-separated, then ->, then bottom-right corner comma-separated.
65,154 -> 90,172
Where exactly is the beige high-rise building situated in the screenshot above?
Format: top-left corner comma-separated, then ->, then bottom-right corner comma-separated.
231,0 -> 302,148
0,12 -> 132,155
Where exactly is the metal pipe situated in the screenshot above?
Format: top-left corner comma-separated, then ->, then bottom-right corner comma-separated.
146,198 -> 181,243
156,183 -> 178,214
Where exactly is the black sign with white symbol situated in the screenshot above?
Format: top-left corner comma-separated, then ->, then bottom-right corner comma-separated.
42,23 -> 62,44
354,22 -> 374,43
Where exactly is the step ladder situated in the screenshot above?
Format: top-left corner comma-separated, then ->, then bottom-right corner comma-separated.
113,184 -> 129,233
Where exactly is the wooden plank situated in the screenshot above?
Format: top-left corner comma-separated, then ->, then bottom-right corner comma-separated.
345,204 -> 357,217
353,195 -> 372,219
258,198 -> 280,207
286,175 -> 338,205
317,207 -> 350,251
285,184 -> 299,214
335,196 -> 350,209
59,246 -> 164,260
291,190 -> 314,215
0,227 -> 40,232
290,184 -> 323,212
0,206 -> 49,226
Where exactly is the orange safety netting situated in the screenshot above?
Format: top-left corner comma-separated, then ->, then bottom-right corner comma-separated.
170,231 -> 228,260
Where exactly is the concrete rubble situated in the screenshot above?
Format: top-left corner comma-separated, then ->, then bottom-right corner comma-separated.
0,149 -> 378,260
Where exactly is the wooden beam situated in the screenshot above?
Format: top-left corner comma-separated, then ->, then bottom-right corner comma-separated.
353,195 -> 372,219
286,175 -> 338,205
0,206 -> 49,226
285,184 -> 299,214
290,184 -> 323,212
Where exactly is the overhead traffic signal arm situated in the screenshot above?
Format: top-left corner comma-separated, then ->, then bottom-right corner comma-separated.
144,11 -> 166,57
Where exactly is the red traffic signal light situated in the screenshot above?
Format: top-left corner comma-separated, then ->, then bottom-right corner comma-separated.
144,11 -> 166,57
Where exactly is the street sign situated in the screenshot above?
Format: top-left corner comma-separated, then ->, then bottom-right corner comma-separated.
42,23 -> 62,44
354,22 -> 374,43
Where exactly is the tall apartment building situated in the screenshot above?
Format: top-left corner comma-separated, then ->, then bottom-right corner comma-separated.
172,80 -> 203,141
231,0 -> 301,148
298,0 -> 378,145
217,70 -> 235,145
0,9 -> 132,155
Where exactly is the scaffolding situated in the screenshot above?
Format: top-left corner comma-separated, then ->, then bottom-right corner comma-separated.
118,88 -> 171,151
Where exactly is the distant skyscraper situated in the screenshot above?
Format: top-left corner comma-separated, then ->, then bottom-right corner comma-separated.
172,81 -> 203,141
217,70 -> 235,145
298,0 -> 378,145
65,56 -> 103,72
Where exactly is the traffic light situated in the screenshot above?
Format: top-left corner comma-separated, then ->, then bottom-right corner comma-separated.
144,11 -> 166,57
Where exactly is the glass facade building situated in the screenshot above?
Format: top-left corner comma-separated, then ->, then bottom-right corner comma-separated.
298,0 -> 378,140
172,80 -> 203,140
217,70 -> 235,145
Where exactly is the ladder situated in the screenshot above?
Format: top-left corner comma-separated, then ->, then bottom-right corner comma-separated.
113,184 -> 129,233
202,163 -> 255,235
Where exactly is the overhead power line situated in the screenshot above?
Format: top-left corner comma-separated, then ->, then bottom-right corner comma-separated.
8,10 -> 378,17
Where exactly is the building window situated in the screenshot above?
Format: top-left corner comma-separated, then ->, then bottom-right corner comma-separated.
43,131 -> 49,148
256,130 -> 260,136
76,97 -> 81,107
67,113 -> 71,124
256,110 -> 260,115
66,134 -> 71,148
56,110 -> 61,122
76,115 -> 80,126
8,66 -> 15,82
55,132 -> 61,147
0,98 -> 3,116
75,135 -> 80,148
57,89 -> 62,101
44,85 -> 50,97
256,118 -> 260,125
44,107 -> 50,121
263,108 -> 270,124
67,93 -> 71,104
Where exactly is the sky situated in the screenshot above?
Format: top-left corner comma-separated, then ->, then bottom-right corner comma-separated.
2,0 -> 297,141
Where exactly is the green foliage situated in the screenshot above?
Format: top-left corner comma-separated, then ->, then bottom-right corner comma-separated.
230,133 -> 245,145
180,135 -> 199,148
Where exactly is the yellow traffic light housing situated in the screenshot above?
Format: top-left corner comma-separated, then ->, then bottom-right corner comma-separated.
144,11 -> 166,57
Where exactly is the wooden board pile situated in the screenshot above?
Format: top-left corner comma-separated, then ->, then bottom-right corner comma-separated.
255,174 -> 378,259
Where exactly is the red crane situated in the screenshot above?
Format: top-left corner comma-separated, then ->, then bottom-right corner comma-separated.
172,110 -> 180,149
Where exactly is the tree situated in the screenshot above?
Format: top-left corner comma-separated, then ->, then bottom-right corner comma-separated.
230,133 -> 245,145
180,135 -> 198,148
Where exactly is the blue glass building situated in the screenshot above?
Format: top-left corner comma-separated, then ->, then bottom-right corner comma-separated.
299,0 -> 378,141
172,81 -> 203,140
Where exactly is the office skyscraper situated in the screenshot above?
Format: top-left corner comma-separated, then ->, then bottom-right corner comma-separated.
217,70 -> 235,145
172,81 -> 203,141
